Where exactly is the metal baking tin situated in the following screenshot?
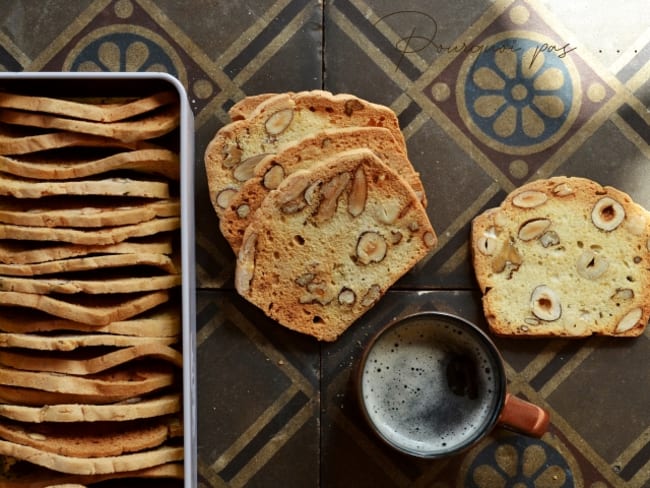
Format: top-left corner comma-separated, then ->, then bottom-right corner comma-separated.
0,71 -> 197,487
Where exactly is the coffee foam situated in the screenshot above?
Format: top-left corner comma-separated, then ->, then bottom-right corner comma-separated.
361,317 -> 501,456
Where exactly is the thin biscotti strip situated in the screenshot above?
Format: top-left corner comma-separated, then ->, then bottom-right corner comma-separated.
471,176 -> 650,338
0,383 -> 165,406
0,394 -> 181,423
205,90 -> 408,217
0,273 -> 181,294
0,289 -> 171,325
0,174 -> 169,199
0,148 -> 180,180
0,104 -> 180,142
0,197 -> 179,227
236,148 -> 436,341
0,416 -> 181,458
0,441 -> 183,475
0,217 -> 180,245
220,126 -> 425,253
0,333 -> 177,351
0,363 -> 175,397
0,252 -> 178,276
0,343 -> 183,374
0,305 -> 180,337
0,90 -> 177,122
0,462 -> 183,488
0,235 -> 173,264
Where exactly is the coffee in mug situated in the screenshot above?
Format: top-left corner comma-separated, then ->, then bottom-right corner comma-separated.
357,312 -> 548,458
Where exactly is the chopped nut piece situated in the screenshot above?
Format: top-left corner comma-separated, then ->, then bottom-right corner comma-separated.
262,164 -> 285,190
313,172 -> 350,222
338,288 -> 356,305
389,231 -> 403,245
235,232 -> 257,294
539,230 -> 560,248
552,182 -> 574,196
236,204 -> 250,219
304,180 -> 322,205
360,284 -> 381,307
491,240 -> 522,273
348,166 -> 367,217
592,196 -> 625,231
615,307 -> 643,334
512,190 -> 548,208
376,200 -> 401,224
222,141 -> 242,168
265,108 -> 293,135
576,250 -> 609,280
295,272 -> 315,287
234,154 -> 267,182
477,227 -> 498,255
518,218 -> 551,241
356,231 -> 387,264
530,285 -> 561,321
423,231 -> 437,248
344,99 -> 364,116
611,288 -> 634,301
215,188 -> 237,209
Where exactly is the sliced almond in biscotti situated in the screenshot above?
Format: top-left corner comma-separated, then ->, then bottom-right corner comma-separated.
471,176 -> 650,338
0,343 -> 182,374
0,289 -> 171,325
0,440 -> 183,475
0,416 -> 181,457
228,92 -> 289,121
0,173 -> 170,199
0,90 -> 177,123
0,148 -> 180,180
220,126 -> 426,253
0,196 -> 179,227
0,235 -> 173,264
236,148 -> 437,341
0,104 -> 180,142
0,305 -> 180,337
205,90 -> 408,217
0,461 -> 183,488
0,393 -> 181,423
0,216 -> 180,245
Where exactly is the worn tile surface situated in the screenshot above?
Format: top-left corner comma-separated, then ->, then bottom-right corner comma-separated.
1,0 -> 649,486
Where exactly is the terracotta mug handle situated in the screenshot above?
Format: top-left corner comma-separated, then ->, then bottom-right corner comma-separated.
497,393 -> 550,438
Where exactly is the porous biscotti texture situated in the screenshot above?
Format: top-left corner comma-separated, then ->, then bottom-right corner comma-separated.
219,126 -> 425,253
204,90 -> 408,217
235,149 -> 437,341
471,176 -> 650,338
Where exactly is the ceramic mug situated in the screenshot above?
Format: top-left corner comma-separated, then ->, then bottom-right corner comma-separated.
356,312 -> 549,458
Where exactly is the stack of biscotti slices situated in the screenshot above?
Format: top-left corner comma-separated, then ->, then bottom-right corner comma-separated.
471,176 -> 650,338
205,91 -> 437,341
0,90 -> 184,485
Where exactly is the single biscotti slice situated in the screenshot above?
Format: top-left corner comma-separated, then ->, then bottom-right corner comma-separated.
471,176 -> 650,338
220,126 -> 426,253
205,90 -> 407,217
236,148 -> 437,341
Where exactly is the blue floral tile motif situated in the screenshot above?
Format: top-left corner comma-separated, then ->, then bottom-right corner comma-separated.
458,34 -> 582,156
464,435 -> 574,488
70,32 -> 178,77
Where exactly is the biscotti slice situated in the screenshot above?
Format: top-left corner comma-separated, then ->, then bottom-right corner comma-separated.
0,343 -> 183,374
0,104 -> 180,142
236,148 -> 436,341
0,332 -> 177,351
0,440 -> 183,475
471,176 -> 650,338
220,126 -> 426,252
205,90 -> 407,217
0,90 -> 177,123
0,148 -> 180,181
0,394 -> 181,423
0,173 -> 169,199
0,289 -> 171,325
